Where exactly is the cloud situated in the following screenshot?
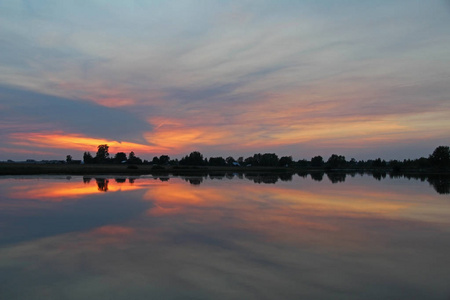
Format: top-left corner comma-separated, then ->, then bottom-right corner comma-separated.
0,1 -> 449,160
0,85 -> 152,143
1,175 -> 448,298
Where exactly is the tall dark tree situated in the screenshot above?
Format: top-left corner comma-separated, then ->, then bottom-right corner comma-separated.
128,151 -> 142,164
66,155 -> 72,163
83,152 -> 94,164
326,154 -> 346,169
129,151 -> 136,161
95,144 -> 110,163
429,146 -> 450,169
190,151 -> 205,165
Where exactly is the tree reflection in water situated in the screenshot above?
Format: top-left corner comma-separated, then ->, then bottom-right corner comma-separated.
77,172 -> 450,195
427,175 -> 450,194
326,173 -> 347,184
310,172 -> 324,182
95,178 -> 109,192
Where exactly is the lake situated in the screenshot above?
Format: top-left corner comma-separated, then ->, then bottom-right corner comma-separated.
0,173 -> 449,299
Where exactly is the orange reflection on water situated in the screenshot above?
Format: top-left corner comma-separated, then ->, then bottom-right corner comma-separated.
145,181 -> 410,219
7,178 -> 157,201
141,178 -> 447,248
2,176 -> 449,252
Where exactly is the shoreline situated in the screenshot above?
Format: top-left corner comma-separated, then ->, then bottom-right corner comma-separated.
0,163 -> 448,176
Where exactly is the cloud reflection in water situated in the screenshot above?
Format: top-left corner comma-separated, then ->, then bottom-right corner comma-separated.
0,175 -> 449,299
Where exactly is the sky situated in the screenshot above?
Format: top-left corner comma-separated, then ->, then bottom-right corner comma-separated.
1,0 -> 449,161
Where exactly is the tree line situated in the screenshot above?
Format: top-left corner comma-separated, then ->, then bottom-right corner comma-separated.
76,145 -> 450,171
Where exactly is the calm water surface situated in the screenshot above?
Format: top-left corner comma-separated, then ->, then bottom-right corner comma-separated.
0,174 -> 449,299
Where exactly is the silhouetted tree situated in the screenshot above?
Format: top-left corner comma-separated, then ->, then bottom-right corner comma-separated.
83,152 -> 94,164
159,155 -> 170,165
95,144 -> 110,163
326,154 -> 346,169
128,151 -> 142,164
66,155 -> 72,163
249,153 -> 263,166
244,156 -> 256,166
225,156 -> 235,165
179,151 -> 205,165
311,156 -> 324,167
209,157 -> 226,166
429,146 -> 450,169
260,153 -> 279,166
114,152 -> 127,163
417,157 -> 430,169
129,151 -> 136,161
297,159 -> 309,167
279,156 -> 293,167
372,158 -> 387,168
389,160 -> 402,172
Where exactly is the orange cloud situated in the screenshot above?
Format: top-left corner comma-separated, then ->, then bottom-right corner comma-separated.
141,86 -> 445,155
144,118 -> 242,153
144,111 -> 414,154
9,131 -> 168,155
56,80 -> 167,108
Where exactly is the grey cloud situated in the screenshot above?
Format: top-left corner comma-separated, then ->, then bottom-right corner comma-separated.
0,85 -> 152,143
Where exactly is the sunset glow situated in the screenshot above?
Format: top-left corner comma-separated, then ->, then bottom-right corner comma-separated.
1,1 -> 449,160
10,132 -> 167,156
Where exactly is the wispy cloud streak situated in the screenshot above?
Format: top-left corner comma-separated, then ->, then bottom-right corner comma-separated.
0,1 -> 449,159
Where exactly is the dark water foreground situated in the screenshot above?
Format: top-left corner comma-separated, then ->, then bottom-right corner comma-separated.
0,174 -> 449,299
